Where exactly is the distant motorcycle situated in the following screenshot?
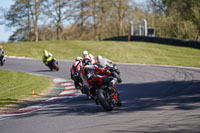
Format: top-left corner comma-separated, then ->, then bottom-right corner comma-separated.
0,50 -> 5,66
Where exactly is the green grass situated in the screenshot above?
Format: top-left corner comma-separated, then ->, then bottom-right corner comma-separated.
0,70 -> 51,107
2,40 -> 200,67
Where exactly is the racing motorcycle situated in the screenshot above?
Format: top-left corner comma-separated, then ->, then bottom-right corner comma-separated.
88,72 -> 122,111
47,58 -> 59,71
0,50 -> 5,66
84,63 -> 122,111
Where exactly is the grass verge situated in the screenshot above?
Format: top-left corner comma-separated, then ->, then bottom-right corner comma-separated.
2,40 -> 200,67
0,70 -> 51,108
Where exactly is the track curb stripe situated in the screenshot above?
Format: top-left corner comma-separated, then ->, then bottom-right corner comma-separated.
0,78 -> 80,118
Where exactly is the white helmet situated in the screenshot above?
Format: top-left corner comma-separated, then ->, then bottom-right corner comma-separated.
76,56 -> 83,61
83,50 -> 88,57
97,55 -> 102,61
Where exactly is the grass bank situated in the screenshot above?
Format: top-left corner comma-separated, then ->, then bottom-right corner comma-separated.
0,70 -> 51,108
2,40 -> 200,67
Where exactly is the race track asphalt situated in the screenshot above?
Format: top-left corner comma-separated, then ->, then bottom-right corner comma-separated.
0,58 -> 200,133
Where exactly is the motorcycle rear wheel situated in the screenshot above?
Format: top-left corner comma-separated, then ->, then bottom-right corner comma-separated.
52,61 -> 59,71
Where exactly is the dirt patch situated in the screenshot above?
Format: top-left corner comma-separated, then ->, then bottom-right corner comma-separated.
0,78 -> 55,113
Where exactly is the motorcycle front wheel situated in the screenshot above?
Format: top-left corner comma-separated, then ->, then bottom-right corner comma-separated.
97,89 -> 113,111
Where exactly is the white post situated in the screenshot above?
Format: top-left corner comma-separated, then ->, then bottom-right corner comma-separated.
139,23 -> 141,36
143,19 -> 148,36
130,21 -> 134,36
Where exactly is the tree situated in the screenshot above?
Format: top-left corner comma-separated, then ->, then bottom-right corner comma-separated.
31,0 -> 38,42
3,0 -> 32,41
43,0 -> 71,40
3,0 -> 44,42
150,0 -> 200,40
96,0 -> 113,40
150,0 -> 172,14
106,0 -> 131,37
87,0 -> 112,40
175,0 -> 200,40
68,0 -> 88,38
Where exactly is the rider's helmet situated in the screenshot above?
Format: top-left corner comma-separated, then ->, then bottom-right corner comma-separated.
0,45 -> 2,49
82,58 -> 91,66
76,56 -> 83,61
82,50 -> 88,57
43,50 -> 48,57
97,55 -> 102,61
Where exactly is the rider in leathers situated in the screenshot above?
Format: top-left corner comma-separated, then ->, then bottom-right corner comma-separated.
80,58 -> 118,98
95,55 -> 112,68
0,45 -> 5,65
42,50 -> 54,70
82,50 -> 96,64
70,57 -> 83,89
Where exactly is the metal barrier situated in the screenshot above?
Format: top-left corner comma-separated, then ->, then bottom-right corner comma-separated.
104,36 -> 200,49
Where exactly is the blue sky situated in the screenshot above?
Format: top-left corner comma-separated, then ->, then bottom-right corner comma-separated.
0,0 -> 14,42
0,0 -> 146,42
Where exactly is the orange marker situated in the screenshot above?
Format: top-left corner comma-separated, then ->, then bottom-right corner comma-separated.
32,88 -> 35,94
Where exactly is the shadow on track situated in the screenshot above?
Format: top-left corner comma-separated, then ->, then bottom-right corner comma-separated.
32,70 -> 52,72
117,80 -> 200,113
12,79 -> 200,119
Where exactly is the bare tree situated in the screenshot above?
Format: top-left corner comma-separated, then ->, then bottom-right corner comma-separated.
43,0 -> 71,40
96,0 -> 112,40
3,0 -> 44,42
31,0 -> 39,42
108,0 -> 131,36
3,0 -> 34,41
71,0 -> 90,38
